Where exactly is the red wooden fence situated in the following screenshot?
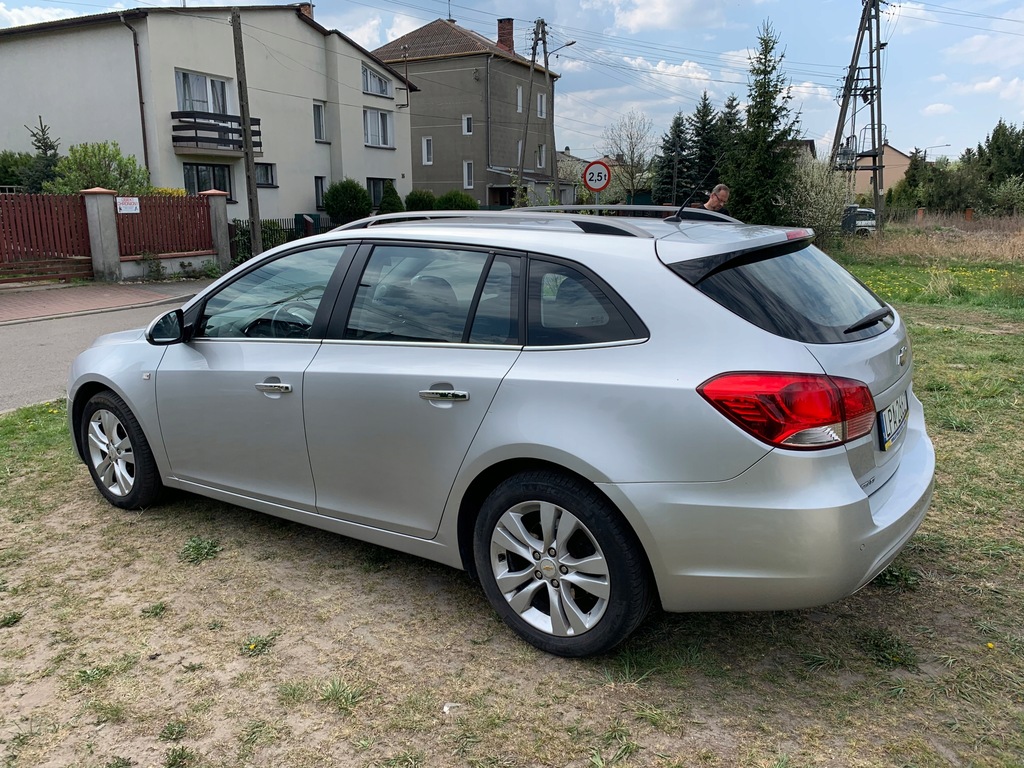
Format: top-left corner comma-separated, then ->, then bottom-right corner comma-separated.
0,193 -> 90,262
116,195 -> 213,259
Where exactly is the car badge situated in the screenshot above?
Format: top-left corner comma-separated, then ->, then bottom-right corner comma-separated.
897,345 -> 908,367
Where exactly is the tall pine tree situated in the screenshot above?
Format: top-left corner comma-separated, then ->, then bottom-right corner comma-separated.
651,112 -> 693,205
685,91 -> 721,201
724,23 -> 801,225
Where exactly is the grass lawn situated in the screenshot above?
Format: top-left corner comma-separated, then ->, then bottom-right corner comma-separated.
1,231 -> 1023,767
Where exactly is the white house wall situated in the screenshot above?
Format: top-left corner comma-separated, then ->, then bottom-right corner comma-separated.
0,7 -> 412,220
0,24 -> 143,158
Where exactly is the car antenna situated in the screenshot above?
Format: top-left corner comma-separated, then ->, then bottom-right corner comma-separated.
666,151 -> 727,223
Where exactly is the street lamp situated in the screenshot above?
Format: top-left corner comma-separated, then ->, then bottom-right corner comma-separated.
545,40 -> 575,203
922,143 -> 950,161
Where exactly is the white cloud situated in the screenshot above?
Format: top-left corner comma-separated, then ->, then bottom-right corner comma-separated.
929,74 -> 948,83
342,15 -> 382,49
386,14 -> 419,43
921,103 -> 954,116
601,0 -> 723,34
0,3 -> 82,28
883,2 -> 940,34
946,32 -> 1024,69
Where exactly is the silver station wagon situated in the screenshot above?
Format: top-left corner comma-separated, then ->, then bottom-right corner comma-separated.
68,207 -> 935,657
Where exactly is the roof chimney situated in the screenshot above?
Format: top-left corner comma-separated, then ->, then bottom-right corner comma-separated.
497,18 -> 514,54
296,3 -> 314,19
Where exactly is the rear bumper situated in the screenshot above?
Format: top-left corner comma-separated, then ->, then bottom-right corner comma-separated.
599,415 -> 935,613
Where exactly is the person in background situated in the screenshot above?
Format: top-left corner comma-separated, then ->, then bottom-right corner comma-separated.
691,183 -> 731,217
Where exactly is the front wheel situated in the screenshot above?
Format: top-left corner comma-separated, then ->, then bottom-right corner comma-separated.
80,391 -> 163,509
474,471 -> 652,657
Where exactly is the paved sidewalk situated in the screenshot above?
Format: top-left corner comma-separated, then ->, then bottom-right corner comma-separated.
0,279 -> 215,325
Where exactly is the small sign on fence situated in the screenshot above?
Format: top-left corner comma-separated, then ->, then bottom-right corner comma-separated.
116,197 -> 140,214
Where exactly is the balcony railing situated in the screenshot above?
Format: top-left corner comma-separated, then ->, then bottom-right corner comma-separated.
171,111 -> 262,156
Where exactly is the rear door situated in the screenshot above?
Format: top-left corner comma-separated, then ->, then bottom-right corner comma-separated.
304,244 -> 523,537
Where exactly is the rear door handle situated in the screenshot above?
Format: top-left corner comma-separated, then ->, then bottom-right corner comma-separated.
419,390 -> 469,401
255,382 -> 293,393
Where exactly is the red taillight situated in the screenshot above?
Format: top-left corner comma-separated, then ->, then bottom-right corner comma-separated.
698,372 -> 876,450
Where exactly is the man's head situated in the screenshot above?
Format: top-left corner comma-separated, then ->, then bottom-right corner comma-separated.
707,184 -> 730,211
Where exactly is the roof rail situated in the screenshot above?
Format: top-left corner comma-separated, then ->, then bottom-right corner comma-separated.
334,209 -> 657,238
518,204 -> 740,224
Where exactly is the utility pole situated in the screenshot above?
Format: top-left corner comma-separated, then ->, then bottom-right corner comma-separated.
516,20 -> 542,206
541,22 -> 556,204
830,0 -> 886,227
232,7 -> 262,256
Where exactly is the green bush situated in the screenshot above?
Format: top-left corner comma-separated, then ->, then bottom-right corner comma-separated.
43,140 -> 152,196
435,190 -> 479,210
377,180 -> 405,214
405,189 -> 436,212
231,219 -> 290,264
323,179 -> 372,224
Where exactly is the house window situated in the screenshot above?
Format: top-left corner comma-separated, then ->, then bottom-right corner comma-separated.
516,85 -> 523,113
361,65 -> 392,97
537,92 -> 547,119
313,102 -> 327,141
367,177 -> 393,208
254,163 -> 276,187
422,136 -> 433,165
315,176 -> 327,210
463,160 -> 474,189
517,140 -> 523,164
363,109 -> 393,148
175,70 -> 228,113
537,144 -> 547,169
462,115 -> 473,135
183,163 -> 232,199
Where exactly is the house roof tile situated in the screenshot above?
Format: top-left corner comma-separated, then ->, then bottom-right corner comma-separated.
374,18 -> 547,73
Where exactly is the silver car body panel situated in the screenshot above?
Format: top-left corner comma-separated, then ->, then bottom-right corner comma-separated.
68,215 -> 935,615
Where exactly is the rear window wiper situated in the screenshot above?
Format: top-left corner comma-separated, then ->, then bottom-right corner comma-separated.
844,306 -> 893,334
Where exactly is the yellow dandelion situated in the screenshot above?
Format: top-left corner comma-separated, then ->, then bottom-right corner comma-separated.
986,642 -> 995,650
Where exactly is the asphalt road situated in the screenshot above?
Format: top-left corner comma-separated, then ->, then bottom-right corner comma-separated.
0,305 -> 170,414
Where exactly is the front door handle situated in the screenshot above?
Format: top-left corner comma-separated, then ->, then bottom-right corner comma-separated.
255,382 -> 293,394
419,390 -> 469,401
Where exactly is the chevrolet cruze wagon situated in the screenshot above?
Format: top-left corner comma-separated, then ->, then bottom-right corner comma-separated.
68,208 -> 934,657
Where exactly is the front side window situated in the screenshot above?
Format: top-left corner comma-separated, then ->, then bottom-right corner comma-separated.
527,260 -> 640,346
313,102 -> 326,141
463,115 -> 473,135
422,136 -> 433,165
364,109 -> 393,147
463,160 -> 474,189
183,163 -> 232,199
361,65 -> 393,97
196,247 -> 346,339
344,246 -> 490,343
175,70 -> 228,113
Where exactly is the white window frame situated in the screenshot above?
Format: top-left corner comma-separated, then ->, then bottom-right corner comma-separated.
361,65 -> 393,97
363,108 -> 393,148
462,114 -> 473,135
313,101 -> 327,142
537,143 -> 547,169
516,85 -> 523,114
463,160 -> 474,189
254,163 -> 276,187
537,92 -> 547,119
175,70 -> 229,114
422,136 -> 433,165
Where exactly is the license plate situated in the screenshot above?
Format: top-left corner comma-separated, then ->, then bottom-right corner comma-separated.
878,389 -> 909,451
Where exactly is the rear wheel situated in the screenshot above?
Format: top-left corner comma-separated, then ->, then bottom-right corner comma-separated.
81,391 -> 162,509
474,470 -> 651,657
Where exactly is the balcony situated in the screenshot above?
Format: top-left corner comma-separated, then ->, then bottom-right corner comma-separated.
171,111 -> 262,157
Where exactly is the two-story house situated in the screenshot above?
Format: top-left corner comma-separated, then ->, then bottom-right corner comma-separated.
0,4 -> 414,219
373,18 -> 567,207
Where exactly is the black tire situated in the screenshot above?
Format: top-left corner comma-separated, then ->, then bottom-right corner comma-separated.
80,391 -> 163,509
473,470 -> 651,657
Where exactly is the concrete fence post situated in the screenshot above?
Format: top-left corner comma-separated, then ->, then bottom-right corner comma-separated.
81,188 -> 120,282
916,207 -> 925,223
201,190 -> 231,273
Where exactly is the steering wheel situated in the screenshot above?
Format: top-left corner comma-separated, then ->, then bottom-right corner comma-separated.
242,301 -> 317,338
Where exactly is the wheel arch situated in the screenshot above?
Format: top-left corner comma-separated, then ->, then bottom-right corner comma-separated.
455,458 -> 658,602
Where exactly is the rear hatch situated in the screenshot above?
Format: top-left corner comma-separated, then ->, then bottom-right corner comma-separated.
657,225 -> 912,493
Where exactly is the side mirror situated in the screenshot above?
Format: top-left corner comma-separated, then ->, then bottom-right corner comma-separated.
146,309 -> 186,345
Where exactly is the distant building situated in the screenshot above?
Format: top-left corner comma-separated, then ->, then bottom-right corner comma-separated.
0,5 -> 414,218
853,141 -> 912,198
374,18 -> 569,206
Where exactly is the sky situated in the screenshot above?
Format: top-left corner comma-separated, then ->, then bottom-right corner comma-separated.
3,0 -> 1024,163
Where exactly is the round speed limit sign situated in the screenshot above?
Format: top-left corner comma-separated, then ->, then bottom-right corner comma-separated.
582,160 -> 611,193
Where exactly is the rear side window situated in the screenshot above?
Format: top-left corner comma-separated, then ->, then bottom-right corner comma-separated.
685,244 -> 891,344
527,260 -> 642,346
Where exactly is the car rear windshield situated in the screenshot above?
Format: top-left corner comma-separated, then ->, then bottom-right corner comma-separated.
671,243 -> 892,344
